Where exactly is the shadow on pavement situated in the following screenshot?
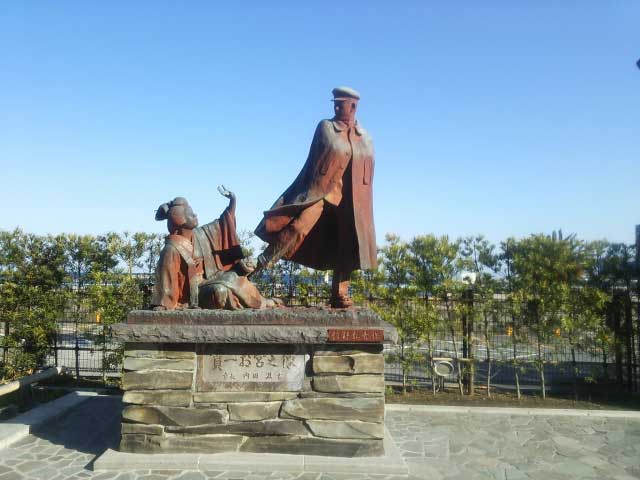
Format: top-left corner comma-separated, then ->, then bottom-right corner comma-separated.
29,395 -> 122,457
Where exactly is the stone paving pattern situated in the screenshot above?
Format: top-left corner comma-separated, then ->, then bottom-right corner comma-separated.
1,396 -> 640,479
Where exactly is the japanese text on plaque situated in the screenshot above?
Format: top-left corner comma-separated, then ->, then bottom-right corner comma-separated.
207,354 -> 302,383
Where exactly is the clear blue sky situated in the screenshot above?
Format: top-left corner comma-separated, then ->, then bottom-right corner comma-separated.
1,2 -> 639,248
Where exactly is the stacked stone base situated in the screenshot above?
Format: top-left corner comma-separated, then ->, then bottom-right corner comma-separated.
114,309 -> 396,457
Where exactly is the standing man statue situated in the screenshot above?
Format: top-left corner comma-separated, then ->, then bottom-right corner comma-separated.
253,87 -> 377,308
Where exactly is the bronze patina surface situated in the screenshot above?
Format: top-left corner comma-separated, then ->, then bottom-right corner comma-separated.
253,87 -> 376,308
150,186 -> 274,311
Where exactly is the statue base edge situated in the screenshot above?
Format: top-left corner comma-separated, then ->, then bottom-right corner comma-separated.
96,426 -> 407,473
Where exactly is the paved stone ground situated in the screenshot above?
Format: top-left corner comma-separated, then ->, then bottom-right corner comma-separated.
1,396 -> 640,479
388,409 -> 640,479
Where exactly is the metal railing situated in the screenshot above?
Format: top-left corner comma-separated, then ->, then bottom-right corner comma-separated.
1,289 -> 638,393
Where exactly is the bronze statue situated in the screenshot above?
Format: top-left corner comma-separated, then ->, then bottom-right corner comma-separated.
253,87 -> 377,308
151,187 -> 275,310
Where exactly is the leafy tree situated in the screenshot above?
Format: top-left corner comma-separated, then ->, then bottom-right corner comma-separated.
1,225 -> 636,397
459,236 -> 499,282
87,270 -> 144,378
106,231 -> 148,276
61,234 -> 120,380
511,232 -> 584,399
279,260 -> 302,300
583,240 -> 619,381
298,268 -> 330,306
381,234 -> 412,290
458,235 -> 499,395
563,282 -> 609,399
375,296 -> 436,394
295,267 -> 327,305
350,265 -> 384,305
587,242 -> 636,390
368,234 -> 435,394
408,235 -> 460,301
86,271 -> 143,326
499,237 -> 526,398
141,233 -> 164,277
0,230 -> 66,379
480,291 -> 507,398
237,229 -> 256,259
407,235 -> 463,393
63,234 -> 118,289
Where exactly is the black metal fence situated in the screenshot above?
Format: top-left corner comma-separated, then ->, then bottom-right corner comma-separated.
1,283 -> 638,394
49,314 -> 121,380
380,297 -> 638,393
252,281 -> 639,393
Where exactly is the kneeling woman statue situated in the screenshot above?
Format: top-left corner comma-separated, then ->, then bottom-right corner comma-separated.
151,186 -> 274,310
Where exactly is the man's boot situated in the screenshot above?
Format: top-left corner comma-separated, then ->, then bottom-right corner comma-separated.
330,270 -> 353,308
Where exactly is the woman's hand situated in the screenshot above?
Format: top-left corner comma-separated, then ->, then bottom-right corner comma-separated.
217,184 -> 236,212
217,185 -> 235,200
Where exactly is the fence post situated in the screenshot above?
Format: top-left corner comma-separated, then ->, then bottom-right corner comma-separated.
462,287 -> 475,396
54,323 -> 58,368
75,315 -> 80,385
2,321 -> 8,366
102,322 -> 107,385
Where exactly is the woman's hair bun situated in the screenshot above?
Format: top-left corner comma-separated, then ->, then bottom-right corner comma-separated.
155,203 -> 170,221
172,197 -> 188,206
155,197 -> 189,221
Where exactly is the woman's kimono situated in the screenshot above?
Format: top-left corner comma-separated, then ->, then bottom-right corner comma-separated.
151,206 -> 265,310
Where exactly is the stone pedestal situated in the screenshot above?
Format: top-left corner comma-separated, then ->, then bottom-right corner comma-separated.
112,308 -> 397,457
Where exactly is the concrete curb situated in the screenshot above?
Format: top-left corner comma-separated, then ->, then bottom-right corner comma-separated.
93,426 -> 408,475
385,403 -> 640,418
0,391 -> 98,449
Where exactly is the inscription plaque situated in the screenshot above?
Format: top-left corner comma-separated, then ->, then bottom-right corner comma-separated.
327,328 -> 384,343
197,345 -> 305,392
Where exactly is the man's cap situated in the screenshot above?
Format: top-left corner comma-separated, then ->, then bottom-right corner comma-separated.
332,86 -> 360,101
